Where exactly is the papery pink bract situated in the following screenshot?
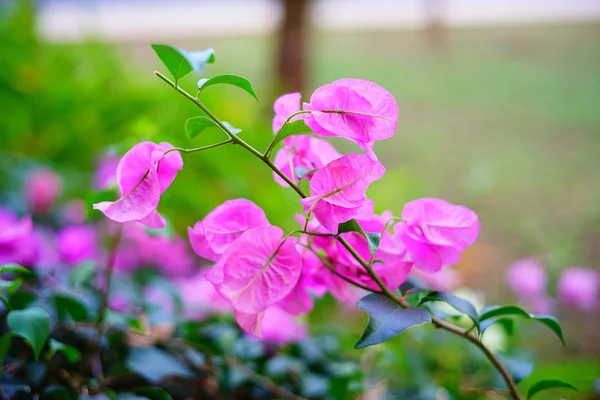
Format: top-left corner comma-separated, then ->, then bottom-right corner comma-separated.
278,260 -> 315,316
396,198 -> 480,272
25,168 -> 63,214
234,309 -> 264,337
93,142 -> 183,228
300,154 -> 385,232
505,258 -> 547,299
261,307 -> 307,343
558,267 -> 599,312
304,78 -> 398,158
206,225 -> 302,314
272,136 -> 341,187
0,209 -> 37,265
57,225 -> 96,266
272,92 -> 303,133
188,199 -> 270,262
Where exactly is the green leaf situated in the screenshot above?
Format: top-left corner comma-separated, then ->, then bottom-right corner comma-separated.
270,120 -> 311,150
69,261 -> 96,289
479,305 -> 565,345
0,334 -> 12,372
185,116 -> 240,139
526,378 -> 577,399
0,278 -> 23,293
198,74 -> 259,101
337,219 -> 381,255
419,291 -> 479,330
49,339 -> 81,363
0,263 -> 32,275
134,387 -> 173,400
355,293 -> 431,348
7,307 -> 50,360
151,44 -> 215,82
53,294 -> 89,322
8,290 -> 36,310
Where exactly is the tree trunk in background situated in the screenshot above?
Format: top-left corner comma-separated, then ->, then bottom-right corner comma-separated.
277,0 -> 309,92
423,0 -> 447,48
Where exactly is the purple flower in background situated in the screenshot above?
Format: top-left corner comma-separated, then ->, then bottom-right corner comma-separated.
57,225 -> 97,266
527,294 -> 555,314
25,168 -> 63,214
558,267 -> 599,312
505,258 -> 547,299
0,208 -> 37,265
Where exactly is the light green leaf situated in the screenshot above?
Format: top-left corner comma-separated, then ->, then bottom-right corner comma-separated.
270,120 -> 311,151
69,261 -> 96,289
49,339 -> 81,363
337,219 -> 381,255
185,116 -> 240,139
198,74 -> 259,101
0,264 -> 31,275
151,44 -> 215,82
527,378 -> 577,399
7,307 -> 50,360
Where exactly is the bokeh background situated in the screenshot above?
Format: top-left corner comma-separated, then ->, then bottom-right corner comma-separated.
1,0 -> 599,397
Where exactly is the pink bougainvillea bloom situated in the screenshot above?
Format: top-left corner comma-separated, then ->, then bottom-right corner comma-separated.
411,267 -> 461,292
558,267 -> 599,312
93,142 -> 183,228
505,258 -> 547,299
235,306 -> 307,343
188,199 -> 270,262
278,262 -> 316,316
57,225 -> 96,266
95,152 -> 120,190
304,78 -> 398,158
206,225 -> 302,314
272,92 -> 303,133
25,168 -> 63,214
177,272 -> 230,319
300,154 -> 385,233
273,136 -> 341,187
396,198 -> 480,272
0,209 -> 37,265
62,199 -> 87,224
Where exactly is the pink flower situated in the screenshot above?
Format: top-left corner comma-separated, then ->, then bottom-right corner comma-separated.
0,209 -> 37,265
505,258 -> 547,300
206,225 -> 302,314
558,267 -> 599,312
62,199 -> 87,224
396,198 -> 480,272
234,306 -> 307,343
304,78 -> 398,158
411,267 -> 461,292
95,152 -> 120,190
300,154 -> 385,233
57,225 -> 96,266
527,295 -> 555,314
176,272 -> 231,319
273,136 -> 341,187
188,199 -> 270,262
93,142 -> 183,228
272,92 -> 303,133
25,168 -> 63,214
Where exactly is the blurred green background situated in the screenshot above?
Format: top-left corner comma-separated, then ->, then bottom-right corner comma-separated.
1,1 -> 599,397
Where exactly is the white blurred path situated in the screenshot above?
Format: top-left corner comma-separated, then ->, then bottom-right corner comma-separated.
38,0 -> 600,42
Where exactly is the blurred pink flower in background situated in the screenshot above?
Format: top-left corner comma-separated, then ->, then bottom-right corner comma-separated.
177,272 -> 230,319
528,295 -> 555,314
505,258 -> 547,299
0,208 -> 37,265
25,168 -> 63,214
412,267 -> 461,292
95,152 -> 120,190
558,267 -> 599,312
261,307 -> 307,344
62,199 -> 87,224
57,225 -> 97,266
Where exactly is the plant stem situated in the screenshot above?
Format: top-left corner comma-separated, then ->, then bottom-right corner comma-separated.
164,139 -> 233,155
263,110 -> 312,158
155,71 -> 522,400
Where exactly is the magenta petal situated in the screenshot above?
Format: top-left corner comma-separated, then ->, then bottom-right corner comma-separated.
272,92 -> 302,133
156,142 -> 184,193
234,309 -> 264,337
93,167 -> 161,223
278,267 -> 314,316
214,225 -> 302,314
188,223 -> 219,262
137,209 -> 166,229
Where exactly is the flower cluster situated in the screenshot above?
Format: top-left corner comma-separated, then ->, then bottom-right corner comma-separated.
92,78 -> 481,336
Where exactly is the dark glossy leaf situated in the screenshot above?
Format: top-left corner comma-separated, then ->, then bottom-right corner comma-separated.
479,305 -> 564,345
419,291 -> 479,330
198,74 -> 259,101
8,290 -> 36,310
355,293 -> 431,348
41,385 -> 76,399
7,307 -> 50,360
270,120 -> 311,150
337,219 -> 381,255
53,294 -> 89,322
527,378 -> 578,399
151,44 -> 215,82
185,116 -> 240,139
0,334 -> 12,372
69,261 -> 96,289
127,348 -> 192,383
49,339 -> 81,363
0,264 -> 31,275
134,387 -> 172,400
